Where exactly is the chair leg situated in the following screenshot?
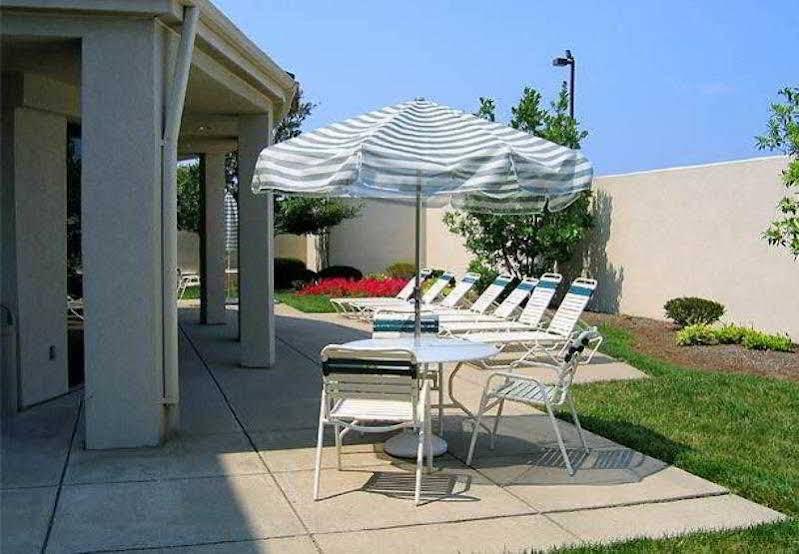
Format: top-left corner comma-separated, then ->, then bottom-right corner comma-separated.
545,402 -> 575,475
437,363 -> 444,435
334,423 -> 342,470
490,398 -> 505,450
425,408 -> 434,472
313,403 -> 326,501
415,423 -> 425,505
466,391 -> 489,466
568,394 -> 588,451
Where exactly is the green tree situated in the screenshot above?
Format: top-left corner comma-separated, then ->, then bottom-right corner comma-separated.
756,86 -> 799,258
219,86 -> 361,267
443,83 -> 592,278
177,162 -> 201,232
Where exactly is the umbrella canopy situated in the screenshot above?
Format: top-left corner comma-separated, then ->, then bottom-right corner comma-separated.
252,98 -> 592,213
224,190 -> 238,253
251,98 -> 594,338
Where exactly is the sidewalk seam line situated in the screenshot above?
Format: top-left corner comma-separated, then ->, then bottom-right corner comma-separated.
39,398 -> 83,553
179,323 -> 324,554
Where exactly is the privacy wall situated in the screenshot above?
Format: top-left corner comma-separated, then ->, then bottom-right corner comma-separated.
330,156 -> 798,339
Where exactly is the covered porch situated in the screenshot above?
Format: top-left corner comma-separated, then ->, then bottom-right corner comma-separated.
1,0 -> 295,448
1,307 -> 783,553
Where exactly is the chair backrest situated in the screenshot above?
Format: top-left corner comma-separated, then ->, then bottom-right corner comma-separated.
372,313 -> 439,338
546,278 -> 597,337
440,272 -> 480,308
518,273 -> 563,326
468,274 -> 513,315
421,272 -> 455,304
549,328 -> 599,405
320,346 -> 419,407
395,268 -> 432,301
492,277 -> 538,320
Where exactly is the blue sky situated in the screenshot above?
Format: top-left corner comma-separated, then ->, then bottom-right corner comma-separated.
215,0 -> 798,175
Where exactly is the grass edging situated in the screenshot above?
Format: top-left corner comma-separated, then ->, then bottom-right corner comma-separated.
548,322 -> 799,552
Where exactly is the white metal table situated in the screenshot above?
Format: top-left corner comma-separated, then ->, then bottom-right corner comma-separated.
341,336 -> 498,458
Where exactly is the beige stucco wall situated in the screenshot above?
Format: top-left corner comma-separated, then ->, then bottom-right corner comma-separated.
323,156 -> 798,339
584,156 -> 798,339
329,200 -> 417,273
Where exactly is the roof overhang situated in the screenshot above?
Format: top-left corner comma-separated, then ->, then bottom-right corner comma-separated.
0,0 -> 297,121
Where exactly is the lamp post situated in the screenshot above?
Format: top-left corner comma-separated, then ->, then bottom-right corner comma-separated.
552,49 -> 575,119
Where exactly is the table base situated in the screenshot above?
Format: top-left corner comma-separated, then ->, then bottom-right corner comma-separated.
383,429 -> 447,458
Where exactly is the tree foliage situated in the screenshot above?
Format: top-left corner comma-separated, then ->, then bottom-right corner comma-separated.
177,85 -> 361,268
443,83 -> 592,278
220,86 -> 361,245
756,86 -> 799,258
177,162 -> 202,232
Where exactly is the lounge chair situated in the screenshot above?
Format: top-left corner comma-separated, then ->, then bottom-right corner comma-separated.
330,268 -> 432,317
374,272 -> 482,317
462,278 -> 602,367
466,329 -> 597,475
338,271 -> 456,321
441,273 -> 562,334
314,345 -> 432,504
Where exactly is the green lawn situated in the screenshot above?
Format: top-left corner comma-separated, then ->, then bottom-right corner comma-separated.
551,323 -> 799,552
276,291 -> 336,313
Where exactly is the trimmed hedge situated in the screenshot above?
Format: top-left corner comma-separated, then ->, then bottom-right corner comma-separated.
664,297 -> 725,327
385,262 -> 416,280
676,323 -> 794,352
275,258 -> 313,290
317,265 -> 363,281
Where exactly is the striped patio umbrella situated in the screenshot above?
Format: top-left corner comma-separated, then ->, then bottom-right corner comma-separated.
251,98 -> 593,336
224,190 -> 238,253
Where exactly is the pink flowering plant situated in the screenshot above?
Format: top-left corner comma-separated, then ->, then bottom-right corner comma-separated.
297,277 -> 406,298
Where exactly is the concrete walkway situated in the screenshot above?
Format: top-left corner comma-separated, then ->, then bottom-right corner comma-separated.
1,306 -> 784,553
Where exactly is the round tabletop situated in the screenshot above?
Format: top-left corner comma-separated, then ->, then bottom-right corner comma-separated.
341,336 -> 498,364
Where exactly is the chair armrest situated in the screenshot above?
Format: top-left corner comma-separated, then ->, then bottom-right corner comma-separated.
485,370 -> 546,390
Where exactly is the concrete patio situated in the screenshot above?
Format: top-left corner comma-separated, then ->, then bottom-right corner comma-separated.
1,306 -> 784,553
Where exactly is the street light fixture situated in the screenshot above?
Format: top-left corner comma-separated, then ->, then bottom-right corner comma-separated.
552,49 -> 575,119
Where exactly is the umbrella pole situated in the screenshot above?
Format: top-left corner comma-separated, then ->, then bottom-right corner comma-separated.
414,176 -> 422,340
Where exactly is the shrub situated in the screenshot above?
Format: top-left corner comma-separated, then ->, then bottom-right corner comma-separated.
676,322 -> 795,352
676,324 -> 719,346
385,262 -> 416,280
292,269 -> 318,289
317,265 -> 363,281
274,258 -> 308,290
467,259 -> 499,293
298,277 -> 406,298
664,297 -> 725,327
741,330 -> 794,352
715,323 -> 750,344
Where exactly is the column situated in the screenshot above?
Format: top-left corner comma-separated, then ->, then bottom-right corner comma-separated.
237,113 -> 274,368
200,153 -> 227,325
82,20 -> 166,448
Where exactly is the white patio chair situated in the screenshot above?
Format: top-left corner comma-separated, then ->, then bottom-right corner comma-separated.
177,269 -> 200,300
314,345 -> 432,504
466,329 -> 599,475
372,312 -> 446,431
441,273 -> 562,335
67,295 -> 84,322
374,272 -> 482,316
463,278 -> 602,367
330,268 -> 432,317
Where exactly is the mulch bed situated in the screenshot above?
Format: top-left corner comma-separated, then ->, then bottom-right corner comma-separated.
583,312 -> 799,383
